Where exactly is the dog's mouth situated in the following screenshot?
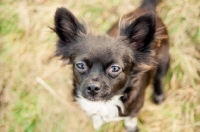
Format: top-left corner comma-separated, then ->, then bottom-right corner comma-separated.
84,94 -> 106,102
76,91 -> 99,101
85,93 -> 116,102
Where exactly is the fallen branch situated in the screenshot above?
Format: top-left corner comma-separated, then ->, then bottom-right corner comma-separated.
36,77 -> 85,117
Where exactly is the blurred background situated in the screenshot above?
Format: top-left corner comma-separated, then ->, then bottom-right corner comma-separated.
0,0 -> 200,132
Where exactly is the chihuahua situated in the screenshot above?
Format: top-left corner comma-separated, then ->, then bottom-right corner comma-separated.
53,0 -> 169,131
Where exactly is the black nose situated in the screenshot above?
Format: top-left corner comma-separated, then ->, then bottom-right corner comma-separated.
87,84 -> 100,95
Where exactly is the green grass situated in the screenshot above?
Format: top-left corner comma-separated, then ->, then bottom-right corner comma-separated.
0,0 -> 200,132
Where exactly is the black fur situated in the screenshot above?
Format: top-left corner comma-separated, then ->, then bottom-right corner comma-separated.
54,8 -> 156,102
53,0 -> 169,130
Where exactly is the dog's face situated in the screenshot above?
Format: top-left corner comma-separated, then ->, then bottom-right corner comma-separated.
72,36 -> 133,101
53,8 -> 156,101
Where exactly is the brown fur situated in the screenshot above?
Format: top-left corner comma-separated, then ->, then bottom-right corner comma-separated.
107,3 -> 169,116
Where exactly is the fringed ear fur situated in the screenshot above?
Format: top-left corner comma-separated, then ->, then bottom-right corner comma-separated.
119,13 -> 157,72
53,7 -> 87,63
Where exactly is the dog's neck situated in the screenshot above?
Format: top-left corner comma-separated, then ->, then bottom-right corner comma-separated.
75,93 -> 125,122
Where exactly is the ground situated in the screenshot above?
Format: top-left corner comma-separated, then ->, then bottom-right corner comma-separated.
0,0 -> 200,132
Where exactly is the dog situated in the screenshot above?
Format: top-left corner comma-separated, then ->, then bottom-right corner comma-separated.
53,0 -> 170,131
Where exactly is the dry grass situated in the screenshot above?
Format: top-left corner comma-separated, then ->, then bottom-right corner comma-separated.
0,0 -> 200,132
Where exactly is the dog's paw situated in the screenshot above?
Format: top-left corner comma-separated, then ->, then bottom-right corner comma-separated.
153,93 -> 165,104
92,115 -> 104,130
126,126 -> 139,132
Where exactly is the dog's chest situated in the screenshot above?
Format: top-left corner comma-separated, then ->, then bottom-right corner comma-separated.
76,95 -> 125,122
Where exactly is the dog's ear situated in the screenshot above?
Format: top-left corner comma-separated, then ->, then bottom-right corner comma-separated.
119,13 -> 156,72
53,7 -> 87,61
54,7 -> 86,43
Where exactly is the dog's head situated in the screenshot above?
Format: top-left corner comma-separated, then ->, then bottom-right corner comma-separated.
53,8 -> 156,101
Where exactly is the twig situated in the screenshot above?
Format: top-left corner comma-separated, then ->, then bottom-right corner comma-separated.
36,77 -> 82,114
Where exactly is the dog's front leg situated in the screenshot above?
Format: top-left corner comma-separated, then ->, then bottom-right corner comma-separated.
124,116 -> 138,132
92,115 -> 105,130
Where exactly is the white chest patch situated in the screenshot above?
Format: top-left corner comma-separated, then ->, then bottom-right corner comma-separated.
76,95 -> 125,122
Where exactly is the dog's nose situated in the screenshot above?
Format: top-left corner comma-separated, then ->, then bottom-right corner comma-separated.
87,84 -> 100,95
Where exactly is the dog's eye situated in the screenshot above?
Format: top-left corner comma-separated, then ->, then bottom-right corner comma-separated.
76,63 -> 85,69
111,66 -> 121,72
75,62 -> 87,73
108,65 -> 122,77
